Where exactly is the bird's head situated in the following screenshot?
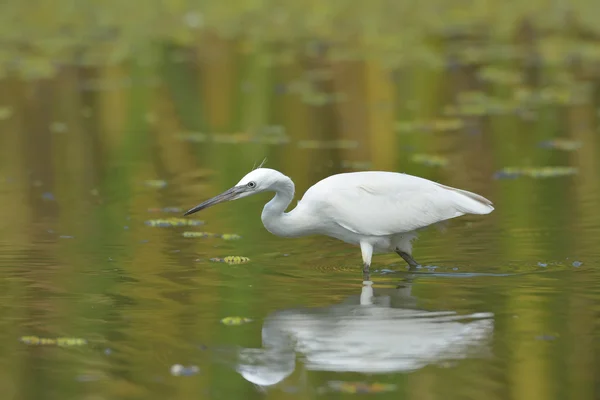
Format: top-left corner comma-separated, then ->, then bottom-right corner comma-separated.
184,168 -> 289,216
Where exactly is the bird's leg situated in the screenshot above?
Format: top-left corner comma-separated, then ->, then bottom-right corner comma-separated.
362,263 -> 370,281
362,262 -> 370,274
360,241 -> 373,279
396,251 -> 421,271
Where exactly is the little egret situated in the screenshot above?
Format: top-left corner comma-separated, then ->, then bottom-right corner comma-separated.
184,168 -> 494,273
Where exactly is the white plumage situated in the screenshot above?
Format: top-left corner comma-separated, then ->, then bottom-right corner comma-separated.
184,168 -> 494,273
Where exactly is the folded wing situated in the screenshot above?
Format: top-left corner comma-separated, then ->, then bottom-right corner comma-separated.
312,173 -> 493,237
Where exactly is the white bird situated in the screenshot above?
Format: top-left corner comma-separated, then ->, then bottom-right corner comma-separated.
184,168 -> 494,274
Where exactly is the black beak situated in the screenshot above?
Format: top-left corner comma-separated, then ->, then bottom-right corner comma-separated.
184,186 -> 246,216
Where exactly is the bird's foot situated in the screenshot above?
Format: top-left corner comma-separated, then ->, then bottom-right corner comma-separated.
396,251 -> 421,271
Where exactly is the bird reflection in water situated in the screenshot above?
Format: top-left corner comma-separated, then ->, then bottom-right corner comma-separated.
230,277 -> 494,389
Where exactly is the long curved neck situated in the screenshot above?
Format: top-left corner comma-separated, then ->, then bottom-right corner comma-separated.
261,178 -> 313,238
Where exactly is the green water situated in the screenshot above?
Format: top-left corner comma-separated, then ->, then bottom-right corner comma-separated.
1,8 -> 600,399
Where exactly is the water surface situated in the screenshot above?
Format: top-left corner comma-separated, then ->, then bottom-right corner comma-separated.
1,17 -> 600,399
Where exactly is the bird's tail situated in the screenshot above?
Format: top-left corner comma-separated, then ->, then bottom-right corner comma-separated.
438,184 -> 495,215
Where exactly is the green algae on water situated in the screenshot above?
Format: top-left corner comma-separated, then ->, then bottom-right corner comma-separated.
221,316 -> 253,326
183,231 -> 217,238
494,166 -> 578,179
145,218 -> 204,227
144,180 -> 168,189
340,160 -> 372,170
177,129 -> 289,145
221,234 -> 242,240
183,232 -> 242,240
538,139 -> 582,151
395,119 -> 465,133
20,336 -> 87,346
210,256 -> 250,264
411,154 -> 449,167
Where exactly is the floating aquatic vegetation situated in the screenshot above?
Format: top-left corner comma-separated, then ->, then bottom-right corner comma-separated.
75,373 -> 105,382
322,381 -> 397,394
144,180 -> 168,189
7,0 -> 600,81
176,132 -> 209,143
508,84 -> 593,110
456,90 -> 489,104
183,232 -> 242,240
443,89 -> 549,117
395,119 -> 465,133
147,207 -> 183,213
251,129 -> 291,145
212,132 -> 289,145
518,84 -> 593,106
221,234 -> 242,240
170,364 -> 200,376
20,336 -> 87,346
451,44 -> 523,66
494,167 -> 578,180
297,140 -> 358,149
476,66 -> 523,85
177,128 -> 290,145
145,218 -> 204,227
210,256 -> 251,264
183,231 -> 216,238
253,134 -> 291,145
301,92 -> 347,106
411,154 -> 449,167
285,78 -> 348,106
538,139 -> 582,151
212,133 -> 254,144
395,121 -> 422,133
221,316 -> 253,326
340,160 -> 372,170
443,99 -> 517,117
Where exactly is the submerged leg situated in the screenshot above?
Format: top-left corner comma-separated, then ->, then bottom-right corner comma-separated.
362,268 -> 370,282
396,250 -> 420,270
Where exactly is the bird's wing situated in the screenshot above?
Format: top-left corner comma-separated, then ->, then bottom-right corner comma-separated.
315,175 -> 493,237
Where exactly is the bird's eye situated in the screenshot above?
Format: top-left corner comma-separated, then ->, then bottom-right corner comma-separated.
247,181 -> 256,188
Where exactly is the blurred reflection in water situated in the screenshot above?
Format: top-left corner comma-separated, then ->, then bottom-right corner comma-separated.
234,279 -> 494,387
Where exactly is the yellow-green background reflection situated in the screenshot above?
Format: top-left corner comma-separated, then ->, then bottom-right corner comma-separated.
0,2 -> 599,399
